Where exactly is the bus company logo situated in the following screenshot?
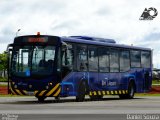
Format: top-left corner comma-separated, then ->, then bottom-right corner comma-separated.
139,7 -> 158,20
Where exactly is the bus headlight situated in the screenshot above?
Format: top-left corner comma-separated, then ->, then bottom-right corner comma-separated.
48,83 -> 52,86
46,86 -> 49,89
14,85 -> 17,88
29,85 -> 32,88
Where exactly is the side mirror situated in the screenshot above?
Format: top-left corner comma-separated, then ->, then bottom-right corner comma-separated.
4,51 -> 8,54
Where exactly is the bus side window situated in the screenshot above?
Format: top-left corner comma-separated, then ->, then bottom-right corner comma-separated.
62,44 -> 74,78
110,49 -> 119,72
98,47 -> 109,72
77,45 -> 88,71
88,46 -> 98,72
141,51 -> 151,68
120,50 -> 130,72
131,50 -> 141,68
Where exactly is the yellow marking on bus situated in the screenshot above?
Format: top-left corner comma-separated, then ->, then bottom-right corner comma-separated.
106,91 -> 110,95
126,90 -> 128,94
53,88 -> 61,96
9,84 -> 17,95
111,91 -> 114,94
16,89 -> 23,95
115,91 -> 118,94
23,90 -> 27,95
102,91 -> 105,95
46,83 -> 60,96
11,82 -> 15,85
34,91 -> 38,95
39,90 -> 46,96
10,87 -> 16,95
119,90 -> 121,94
98,91 -> 101,95
94,91 -> 97,95
11,90 -> 16,95
122,90 -> 125,94
89,92 -> 92,96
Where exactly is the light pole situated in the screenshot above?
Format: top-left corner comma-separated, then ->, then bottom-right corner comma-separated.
16,29 -> 21,37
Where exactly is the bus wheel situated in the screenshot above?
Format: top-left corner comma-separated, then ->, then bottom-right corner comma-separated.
55,96 -> 60,102
76,81 -> 86,102
37,96 -> 46,102
97,95 -> 103,99
127,81 -> 135,99
119,81 -> 135,99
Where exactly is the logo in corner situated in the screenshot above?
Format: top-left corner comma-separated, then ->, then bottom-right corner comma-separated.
139,7 -> 158,20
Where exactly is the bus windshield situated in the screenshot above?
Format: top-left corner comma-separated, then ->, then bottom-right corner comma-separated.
11,45 -> 56,77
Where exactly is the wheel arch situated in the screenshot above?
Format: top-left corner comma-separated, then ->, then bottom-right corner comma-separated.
78,78 -> 89,94
128,77 -> 136,92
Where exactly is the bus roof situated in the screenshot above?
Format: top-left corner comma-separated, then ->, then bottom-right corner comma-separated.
61,36 -> 151,51
12,35 -> 151,51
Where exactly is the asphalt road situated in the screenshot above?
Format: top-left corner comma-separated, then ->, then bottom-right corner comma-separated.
0,96 -> 160,120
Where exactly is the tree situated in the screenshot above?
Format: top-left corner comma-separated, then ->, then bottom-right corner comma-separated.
0,52 -> 7,77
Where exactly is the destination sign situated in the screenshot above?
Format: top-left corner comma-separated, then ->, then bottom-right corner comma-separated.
14,35 -> 59,45
28,37 -> 48,43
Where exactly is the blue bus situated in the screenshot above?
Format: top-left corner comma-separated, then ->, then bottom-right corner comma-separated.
7,33 -> 152,102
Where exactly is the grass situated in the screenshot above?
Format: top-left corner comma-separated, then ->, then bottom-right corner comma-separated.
135,93 -> 160,96
0,94 -> 29,97
0,94 -> 17,97
0,77 -> 7,82
0,84 -> 7,87
152,80 -> 160,85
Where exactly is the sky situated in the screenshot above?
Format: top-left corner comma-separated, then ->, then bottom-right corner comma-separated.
0,0 -> 160,68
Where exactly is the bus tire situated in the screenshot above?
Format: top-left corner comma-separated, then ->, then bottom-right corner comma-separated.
119,81 -> 135,99
55,96 -> 60,102
37,96 -> 46,102
76,81 -> 86,102
127,81 -> 135,99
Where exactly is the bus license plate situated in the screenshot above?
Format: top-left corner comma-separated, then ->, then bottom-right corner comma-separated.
27,91 -> 34,96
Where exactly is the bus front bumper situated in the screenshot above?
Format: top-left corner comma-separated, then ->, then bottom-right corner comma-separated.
9,83 -> 61,97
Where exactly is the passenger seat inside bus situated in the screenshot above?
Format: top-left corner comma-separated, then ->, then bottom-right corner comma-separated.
47,60 -> 54,69
39,59 -> 47,68
39,59 -> 54,69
